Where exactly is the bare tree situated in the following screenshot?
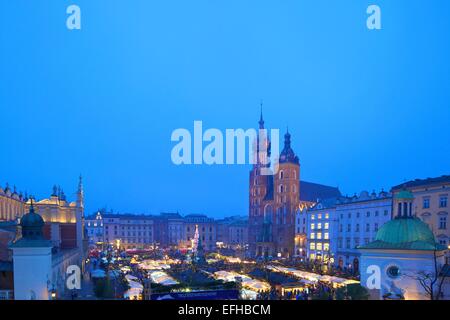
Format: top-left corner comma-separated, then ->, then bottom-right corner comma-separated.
405,248 -> 448,300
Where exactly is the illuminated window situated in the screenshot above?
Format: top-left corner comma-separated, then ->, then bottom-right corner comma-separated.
325,213 -> 329,219
311,223 -> 315,230
310,243 -> 315,250
310,233 -> 315,239
318,214 -> 322,220
324,222 -> 329,230
316,243 -> 323,251
324,233 -> 329,240
317,233 -> 322,240
317,223 -> 322,230
311,215 -> 315,220
324,243 -> 329,251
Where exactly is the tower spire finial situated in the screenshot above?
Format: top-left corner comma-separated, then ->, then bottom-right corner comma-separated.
77,174 -> 84,208
258,101 -> 264,129
29,196 -> 35,214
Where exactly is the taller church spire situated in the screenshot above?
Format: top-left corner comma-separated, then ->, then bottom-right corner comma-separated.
76,175 -> 84,208
259,102 -> 264,129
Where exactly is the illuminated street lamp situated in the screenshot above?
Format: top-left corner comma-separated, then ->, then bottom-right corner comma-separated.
50,289 -> 57,300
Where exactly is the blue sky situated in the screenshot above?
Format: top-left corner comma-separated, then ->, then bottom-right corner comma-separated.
1,1 -> 449,218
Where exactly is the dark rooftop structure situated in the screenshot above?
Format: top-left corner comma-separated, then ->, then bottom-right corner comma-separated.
299,181 -> 342,203
391,175 -> 450,191
263,178 -> 341,203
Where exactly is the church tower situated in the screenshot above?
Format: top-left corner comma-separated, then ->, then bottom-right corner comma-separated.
249,107 -> 271,256
75,175 -> 86,272
272,129 -> 300,257
248,109 -> 301,258
393,190 -> 414,218
76,175 -> 84,209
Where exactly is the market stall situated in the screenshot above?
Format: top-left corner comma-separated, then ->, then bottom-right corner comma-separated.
148,270 -> 179,286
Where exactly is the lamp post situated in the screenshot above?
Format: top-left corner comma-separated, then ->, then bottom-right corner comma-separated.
50,288 -> 57,300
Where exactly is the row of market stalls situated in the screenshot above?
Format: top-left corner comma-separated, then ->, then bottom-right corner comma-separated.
148,270 -> 179,286
138,259 -> 180,286
207,253 -> 256,265
124,259 -> 181,299
266,265 -> 359,289
138,258 -> 180,270
213,270 -> 270,299
124,274 -> 144,300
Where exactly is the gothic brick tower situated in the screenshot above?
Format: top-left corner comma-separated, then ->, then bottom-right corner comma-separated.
248,111 -> 300,258
271,129 -> 300,257
248,109 -> 271,256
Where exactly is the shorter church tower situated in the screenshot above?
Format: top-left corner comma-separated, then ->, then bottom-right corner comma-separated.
393,190 -> 414,218
271,129 -> 300,257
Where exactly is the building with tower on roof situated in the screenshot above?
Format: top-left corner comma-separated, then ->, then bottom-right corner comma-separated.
0,183 -> 27,221
391,175 -> 450,263
0,177 -> 87,299
358,190 -> 449,300
249,110 -> 341,258
8,200 -> 81,300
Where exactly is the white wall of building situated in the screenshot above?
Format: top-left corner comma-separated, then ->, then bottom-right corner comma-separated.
12,246 -> 53,300
360,249 -> 446,300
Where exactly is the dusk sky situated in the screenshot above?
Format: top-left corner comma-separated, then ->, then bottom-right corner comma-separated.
1,1 -> 449,218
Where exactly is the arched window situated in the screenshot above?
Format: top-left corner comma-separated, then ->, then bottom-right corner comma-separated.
279,170 -> 284,180
279,185 -> 284,193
